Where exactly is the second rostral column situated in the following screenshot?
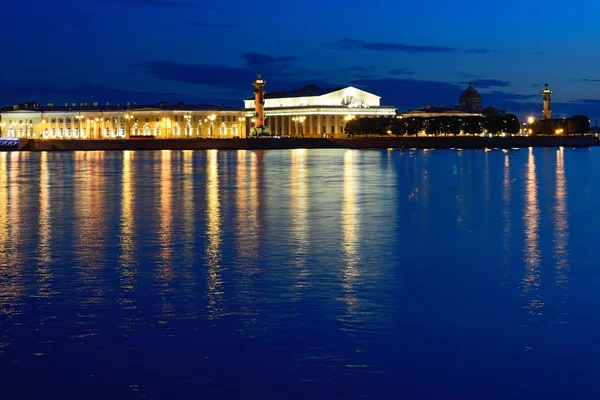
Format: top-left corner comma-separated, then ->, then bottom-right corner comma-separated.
251,72 -> 270,136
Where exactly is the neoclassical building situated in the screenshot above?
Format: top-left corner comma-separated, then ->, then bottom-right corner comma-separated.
0,102 -> 246,139
244,84 -> 397,137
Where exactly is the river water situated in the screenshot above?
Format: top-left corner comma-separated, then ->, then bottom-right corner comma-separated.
1,148 -> 600,399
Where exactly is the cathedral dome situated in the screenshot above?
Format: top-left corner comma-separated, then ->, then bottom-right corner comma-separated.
459,82 -> 482,111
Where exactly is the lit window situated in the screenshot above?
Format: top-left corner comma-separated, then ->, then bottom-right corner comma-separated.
155,125 -> 161,136
232,124 -> 238,136
173,124 -> 180,136
144,125 -> 151,136
185,124 -> 191,137
220,124 -> 227,135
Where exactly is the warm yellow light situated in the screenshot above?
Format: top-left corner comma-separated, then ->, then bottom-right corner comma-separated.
528,116 -> 535,124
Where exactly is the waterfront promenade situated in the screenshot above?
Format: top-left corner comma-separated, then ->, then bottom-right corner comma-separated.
8,135 -> 600,151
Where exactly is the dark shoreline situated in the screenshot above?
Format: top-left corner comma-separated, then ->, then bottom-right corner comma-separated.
10,135 -> 600,151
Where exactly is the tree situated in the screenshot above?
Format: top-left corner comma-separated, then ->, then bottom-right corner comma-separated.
503,114 -> 520,134
569,115 -> 590,134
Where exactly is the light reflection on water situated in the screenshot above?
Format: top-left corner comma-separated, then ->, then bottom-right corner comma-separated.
0,148 -> 599,399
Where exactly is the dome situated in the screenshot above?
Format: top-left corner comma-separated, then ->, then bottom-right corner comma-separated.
459,82 -> 482,111
460,82 -> 481,100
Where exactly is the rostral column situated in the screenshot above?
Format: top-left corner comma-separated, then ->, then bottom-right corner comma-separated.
251,72 -> 270,136
541,83 -> 554,119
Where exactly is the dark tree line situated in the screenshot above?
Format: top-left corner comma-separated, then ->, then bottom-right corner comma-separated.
529,115 -> 590,135
344,115 -> 521,137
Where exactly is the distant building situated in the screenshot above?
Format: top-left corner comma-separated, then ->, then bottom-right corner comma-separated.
243,84 -> 397,137
0,102 -> 245,139
398,83 -> 484,118
460,82 -> 482,111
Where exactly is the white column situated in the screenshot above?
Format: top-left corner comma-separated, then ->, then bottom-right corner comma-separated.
317,115 -> 322,137
335,115 -> 340,137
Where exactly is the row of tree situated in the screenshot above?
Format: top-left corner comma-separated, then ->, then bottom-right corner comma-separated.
529,115 -> 590,135
344,115 -> 521,137
344,114 -> 591,136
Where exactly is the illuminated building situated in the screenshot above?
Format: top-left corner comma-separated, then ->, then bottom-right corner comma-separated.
243,83 -> 397,137
0,102 -> 246,139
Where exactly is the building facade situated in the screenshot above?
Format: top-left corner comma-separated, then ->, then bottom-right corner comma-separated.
244,85 -> 397,137
0,103 -> 246,139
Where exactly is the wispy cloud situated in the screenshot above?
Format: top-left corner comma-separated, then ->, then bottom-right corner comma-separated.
389,68 -> 414,76
242,53 -> 301,68
531,83 -> 542,87
191,20 -> 247,29
345,66 -> 375,72
330,38 -> 457,53
583,78 -> 600,82
465,48 -> 496,54
117,0 -> 203,8
533,51 -> 546,56
463,79 -> 511,89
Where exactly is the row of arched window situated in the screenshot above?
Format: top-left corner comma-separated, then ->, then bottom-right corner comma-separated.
4,122 -> 240,138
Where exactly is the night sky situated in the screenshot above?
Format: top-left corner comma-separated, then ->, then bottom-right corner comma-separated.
2,0 -> 599,121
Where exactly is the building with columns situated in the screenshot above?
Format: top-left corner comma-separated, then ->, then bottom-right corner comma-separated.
244,84 -> 397,137
0,102 -> 246,139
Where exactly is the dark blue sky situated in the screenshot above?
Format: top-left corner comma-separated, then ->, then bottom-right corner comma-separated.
2,0 -> 600,121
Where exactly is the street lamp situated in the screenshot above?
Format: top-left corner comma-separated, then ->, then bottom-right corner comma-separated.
124,112 -> 134,137
207,114 -> 216,136
184,113 -> 192,137
292,116 -> 306,137
527,116 -> 535,124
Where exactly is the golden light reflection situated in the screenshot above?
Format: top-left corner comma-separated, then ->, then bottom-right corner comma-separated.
341,150 -> 360,314
157,150 -> 174,322
206,149 -> 223,319
554,147 -> 569,290
290,149 -> 309,291
36,151 -> 54,297
181,150 -> 196,299
502,153 -> 512,273
75,151 -> 104,304
0,153 -> 8,260
522,148 -> 542,304
118,151 -> 138,326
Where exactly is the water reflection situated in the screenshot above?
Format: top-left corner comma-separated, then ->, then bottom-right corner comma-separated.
36,152 -> 54,297
119,151 -> 138,332
502,153 -> 512,274
290,149 -> 309,291
206,150 -> 223,319
341,151 -> 360,315
523,148 -> 543,313
157,151 -> 174,321
554,148 -> 569,324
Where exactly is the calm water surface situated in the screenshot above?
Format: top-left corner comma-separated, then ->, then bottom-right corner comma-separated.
1,148 -> 600,399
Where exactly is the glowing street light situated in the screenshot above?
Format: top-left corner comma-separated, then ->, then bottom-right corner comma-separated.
527,116 -> 535,124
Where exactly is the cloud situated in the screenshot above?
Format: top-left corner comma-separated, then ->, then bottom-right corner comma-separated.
355,74 -> 374,79
345,66 -> 375,72
465,48 -> 496,54
0,83 -> 196,107
533,51 -> 546,56
531,83 -> 542,87
191,21 -> 247,29
448,71 -> 482,79
582,79 -> 600,82
116,0 -> 202,7
330,38 -> 457,53
242,53 -> 301,68
140,61 -> 254,89
464,79 -> 511,89
138,59 -> 333,97
389,68 -> 414,76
